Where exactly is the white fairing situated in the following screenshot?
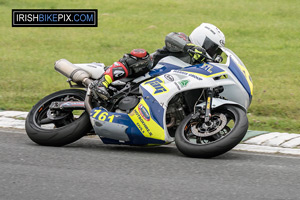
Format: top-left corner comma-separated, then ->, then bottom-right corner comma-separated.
141,57 -> 225,110
141,47 -> 252,113
74,63 -> 105,79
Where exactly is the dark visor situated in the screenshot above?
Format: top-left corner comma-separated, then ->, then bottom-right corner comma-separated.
202,37 -> 222,59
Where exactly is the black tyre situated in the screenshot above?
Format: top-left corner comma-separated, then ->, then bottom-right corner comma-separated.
175,105 -> 248,158
25,89 -> 92,146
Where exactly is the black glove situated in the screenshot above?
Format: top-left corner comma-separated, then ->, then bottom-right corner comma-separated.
185,43 -> 207,62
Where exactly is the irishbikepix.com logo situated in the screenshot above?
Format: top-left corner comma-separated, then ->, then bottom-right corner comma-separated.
12,9 -> 98,27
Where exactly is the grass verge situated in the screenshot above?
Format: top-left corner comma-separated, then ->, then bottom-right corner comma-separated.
1,0 -> 300,133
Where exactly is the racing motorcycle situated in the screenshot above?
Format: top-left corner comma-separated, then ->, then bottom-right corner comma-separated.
25,47 -> 253,158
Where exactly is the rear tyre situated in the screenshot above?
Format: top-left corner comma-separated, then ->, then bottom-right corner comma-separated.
175,105 -> 248,158
25,89 -> 92,146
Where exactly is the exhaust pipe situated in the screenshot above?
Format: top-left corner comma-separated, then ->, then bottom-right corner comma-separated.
54,59 -> 92,86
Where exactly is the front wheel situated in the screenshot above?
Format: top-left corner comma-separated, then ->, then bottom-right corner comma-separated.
175,105 -> 248,158
25,89 -> 92,146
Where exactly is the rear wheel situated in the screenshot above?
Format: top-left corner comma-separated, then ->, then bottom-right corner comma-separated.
175,105 -> 248,158
25,89 -> 92,146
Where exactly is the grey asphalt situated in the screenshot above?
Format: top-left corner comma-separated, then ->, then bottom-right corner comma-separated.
1,129 -> 300,200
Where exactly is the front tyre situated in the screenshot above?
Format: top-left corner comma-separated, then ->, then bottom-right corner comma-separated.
25,89 -> 92,146
175,105 -> 248,158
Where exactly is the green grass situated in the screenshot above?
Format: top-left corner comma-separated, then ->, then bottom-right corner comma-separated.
1,0 -> 300,133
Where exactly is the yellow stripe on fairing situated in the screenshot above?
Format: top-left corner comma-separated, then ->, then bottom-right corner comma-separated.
237,64 -> 253,95
128,98 -> 165,141
187,71 -> 227,78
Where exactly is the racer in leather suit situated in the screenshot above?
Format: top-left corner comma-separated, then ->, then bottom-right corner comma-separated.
91,23 -> 225,100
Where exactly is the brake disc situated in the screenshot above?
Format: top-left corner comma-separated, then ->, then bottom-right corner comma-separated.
191,113 -> 227,137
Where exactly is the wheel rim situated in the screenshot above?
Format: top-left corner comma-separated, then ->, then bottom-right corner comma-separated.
33,93 -> 85,130
183,109 -> 236,145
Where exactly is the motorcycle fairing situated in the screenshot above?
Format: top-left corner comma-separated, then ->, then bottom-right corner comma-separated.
90,72 -> 179,145
149,62 -> 182,77
227,57 -> 253,100
142,77 -> 170,96
182,63 -> 226,78
128,98 -> 165,141
90,74 -> 175,145
74,63 -> 105,79
139,87 -> 165,128
149,60 -> 226,79
90,108 -> 166,145
90,49 -> 253,145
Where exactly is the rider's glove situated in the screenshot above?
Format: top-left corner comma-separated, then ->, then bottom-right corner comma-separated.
89,78 -> 110,101
185,43 -> 207,62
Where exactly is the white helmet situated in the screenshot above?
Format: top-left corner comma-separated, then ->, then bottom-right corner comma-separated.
189,23 -> 225,59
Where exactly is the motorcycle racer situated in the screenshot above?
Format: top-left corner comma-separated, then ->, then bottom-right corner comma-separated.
27,20 -> 252,159
91,23 -> 226,100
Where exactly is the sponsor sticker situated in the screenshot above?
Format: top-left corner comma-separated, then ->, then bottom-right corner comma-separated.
164,74 -> 174,82
178,80 -> 189,87
144,77 -> 169,95
138,104 -> 150,121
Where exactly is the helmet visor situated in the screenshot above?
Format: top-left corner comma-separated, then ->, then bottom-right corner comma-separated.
202,37 -> 222,59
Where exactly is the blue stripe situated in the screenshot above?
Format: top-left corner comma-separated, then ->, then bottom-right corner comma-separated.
140,87 -> 165,128
149,62 -> 182,76
228,57 -> 252,99
182,63 -> 224,76
91,108 -> 165,145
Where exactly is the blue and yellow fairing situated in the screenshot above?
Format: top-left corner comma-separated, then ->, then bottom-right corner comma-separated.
90,81 -> 167,145
227,57 -> 253,100
90,52 -> 253,145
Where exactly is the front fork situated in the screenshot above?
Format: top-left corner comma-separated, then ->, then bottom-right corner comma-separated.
192,88 -> 214,122
204,88 -> 213,123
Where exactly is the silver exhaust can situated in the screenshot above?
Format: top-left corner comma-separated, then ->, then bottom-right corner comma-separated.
54,59 -> 92,86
